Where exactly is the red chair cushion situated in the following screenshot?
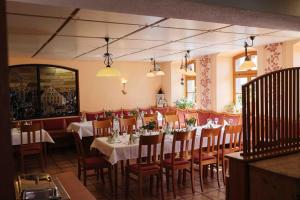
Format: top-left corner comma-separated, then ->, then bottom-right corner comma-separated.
84,156 -> 110,169
193,153 -> 215,163
163,158 -> 190,167
43,118 -> 65,131
129,163 -> 160,173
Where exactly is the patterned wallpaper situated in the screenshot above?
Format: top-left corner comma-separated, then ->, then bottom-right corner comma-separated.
198,55 -> 212,109
264,42 -> 283,73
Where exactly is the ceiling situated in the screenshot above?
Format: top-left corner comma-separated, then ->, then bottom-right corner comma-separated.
6,1 -> 300,62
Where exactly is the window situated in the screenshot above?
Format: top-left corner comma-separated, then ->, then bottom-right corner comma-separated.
185,61 -> 196,103
9,64 -> 79,120
233,52 -> 257,109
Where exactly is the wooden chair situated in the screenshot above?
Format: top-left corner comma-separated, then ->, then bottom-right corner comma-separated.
220,125 -> 242,184
125,134 -> 164,200
72,132 -> 113,187
11,121 -> 21,129
143,114 -> 158,130
162,129 -> 196,198
92,119 -> 112,138
194,127 -> 221,192
164,114 -> 180,129
119,116 -> 137,134
20,123 -> 45,172
184,113 -> 199,127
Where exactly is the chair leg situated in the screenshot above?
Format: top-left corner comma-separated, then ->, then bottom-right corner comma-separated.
165,168 -> 170,191
84,169 -> 87,186
199,165 -> 203,192
40,152 -> 45,172
222,158 -> 226,185
160,172 -> 164,200
108,167 -> 113,194
178,170 -> 182,185
121,160 -> 125,176
156,174 -> 159,193
21,154 -> 24,173
190,164 -> 195,194
125,167 -> 129,198
216,162 -> 220,188
210,164 -> 214,178
182,169 -> 187,185
96,169 -> 99,182
77,161 -> 81,180
138,175 -> 143,200
150,175 -> 153,194
100,168 -> 105,184
171,169 -> 176,198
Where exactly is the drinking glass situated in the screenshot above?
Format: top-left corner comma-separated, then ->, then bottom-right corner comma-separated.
214,118 -> 219,125
95,114 -> 99,120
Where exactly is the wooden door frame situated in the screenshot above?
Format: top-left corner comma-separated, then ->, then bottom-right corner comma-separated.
0,1 -> 16,199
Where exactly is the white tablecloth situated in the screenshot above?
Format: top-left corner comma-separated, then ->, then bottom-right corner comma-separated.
11,128 -> 54,145
91,126 -> 231,165
67,119 -> 144,139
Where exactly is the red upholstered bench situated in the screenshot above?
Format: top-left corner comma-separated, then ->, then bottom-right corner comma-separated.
65,116 -> 81,127
42,118 -> 67,139
85,111 -> 105,121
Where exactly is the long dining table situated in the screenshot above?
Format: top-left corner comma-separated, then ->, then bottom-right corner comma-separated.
90,125 -> 230,194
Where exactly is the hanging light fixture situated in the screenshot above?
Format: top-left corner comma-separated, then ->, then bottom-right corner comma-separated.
96,37 -> 121,77
240,36 -> 256,71
146,58 -> 165,77
180,50 -> 196,76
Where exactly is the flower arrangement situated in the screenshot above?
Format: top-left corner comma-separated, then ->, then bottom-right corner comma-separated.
105,110 -> 113,117
142,121 -> 156,130
185,117 -> 196,127
224,102 -> 240,113
130,110 -> 138,116
175,97 -> 195,109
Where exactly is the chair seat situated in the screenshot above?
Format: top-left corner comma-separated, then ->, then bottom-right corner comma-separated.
219,147 -> 240,156
163,158 -> 190,167
129,163 -> 160,174
193,153 -> 215,163
83,156 -> 110,169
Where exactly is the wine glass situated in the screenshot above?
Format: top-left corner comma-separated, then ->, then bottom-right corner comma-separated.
95,114 -> 99,120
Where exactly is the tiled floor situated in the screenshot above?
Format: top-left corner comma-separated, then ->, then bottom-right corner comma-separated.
16,149 -> 226,200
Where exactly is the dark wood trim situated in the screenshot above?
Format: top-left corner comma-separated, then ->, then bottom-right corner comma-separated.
0,0 -> 16,199
32,8 -> 80,57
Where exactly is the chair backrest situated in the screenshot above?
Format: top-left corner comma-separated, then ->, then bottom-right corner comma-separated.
184,113 -> 199,126
163,129 -> 196,164
199,127 -> 221,156
119,116 -> 136,133
20,123 -> 42,145
72,132 -> 86,158
165,114 -> 180,129
138,134 -> 163,167
92,119 -> 112,138
222,125 -> 242,153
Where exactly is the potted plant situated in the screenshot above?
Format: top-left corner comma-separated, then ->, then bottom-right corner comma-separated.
185,117 -> 196,129
175,97 -> 195,109
142,120 -> 156,131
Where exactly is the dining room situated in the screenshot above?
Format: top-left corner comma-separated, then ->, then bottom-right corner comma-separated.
1,0 -> 300,200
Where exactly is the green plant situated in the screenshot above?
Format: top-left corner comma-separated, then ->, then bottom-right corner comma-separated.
142,120 -> 156,130
185,117 -> 196,126
130,110 -> 138,116
175,97 -> 194,109
224,102 -> 240,113
105,110 -> 113,117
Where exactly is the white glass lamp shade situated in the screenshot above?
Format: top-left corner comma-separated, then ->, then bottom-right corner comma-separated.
179,68 -> 186,75
240,57 -> 256,71
96,66 -> 121,77
155,70 -> 165,76
146,71 -> 155,77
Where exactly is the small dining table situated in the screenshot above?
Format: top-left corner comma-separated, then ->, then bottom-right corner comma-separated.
90,125 -> 230,194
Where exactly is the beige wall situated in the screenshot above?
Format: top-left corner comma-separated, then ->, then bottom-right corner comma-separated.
9,56 -> 162,111
293,41 -> 300,67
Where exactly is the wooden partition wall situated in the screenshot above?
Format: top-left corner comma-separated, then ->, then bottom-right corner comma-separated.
242,67 -> 300,157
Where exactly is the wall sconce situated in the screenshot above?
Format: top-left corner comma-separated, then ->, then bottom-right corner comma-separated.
121,78 -> 127,95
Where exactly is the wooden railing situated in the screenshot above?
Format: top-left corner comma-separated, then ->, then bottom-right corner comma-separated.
242,67 -> 300,157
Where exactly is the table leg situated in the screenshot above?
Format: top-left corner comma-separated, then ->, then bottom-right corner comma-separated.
114,163 -> 118,196
43,143 -> 47,168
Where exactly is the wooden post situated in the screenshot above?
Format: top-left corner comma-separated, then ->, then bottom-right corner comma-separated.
0,1 -> 16,199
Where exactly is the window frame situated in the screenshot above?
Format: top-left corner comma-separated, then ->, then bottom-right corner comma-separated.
185,60 -> 196,103
232,51 -> 257,104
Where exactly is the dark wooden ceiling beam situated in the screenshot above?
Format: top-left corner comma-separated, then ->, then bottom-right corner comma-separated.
31,8 -> 80,57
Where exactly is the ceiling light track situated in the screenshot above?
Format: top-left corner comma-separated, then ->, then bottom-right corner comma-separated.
73,17 -> 169,59
31,8 -> 80,58
7,12 -> 66,20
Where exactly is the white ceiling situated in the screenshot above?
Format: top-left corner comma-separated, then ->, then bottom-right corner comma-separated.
6,1 -> 300,62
